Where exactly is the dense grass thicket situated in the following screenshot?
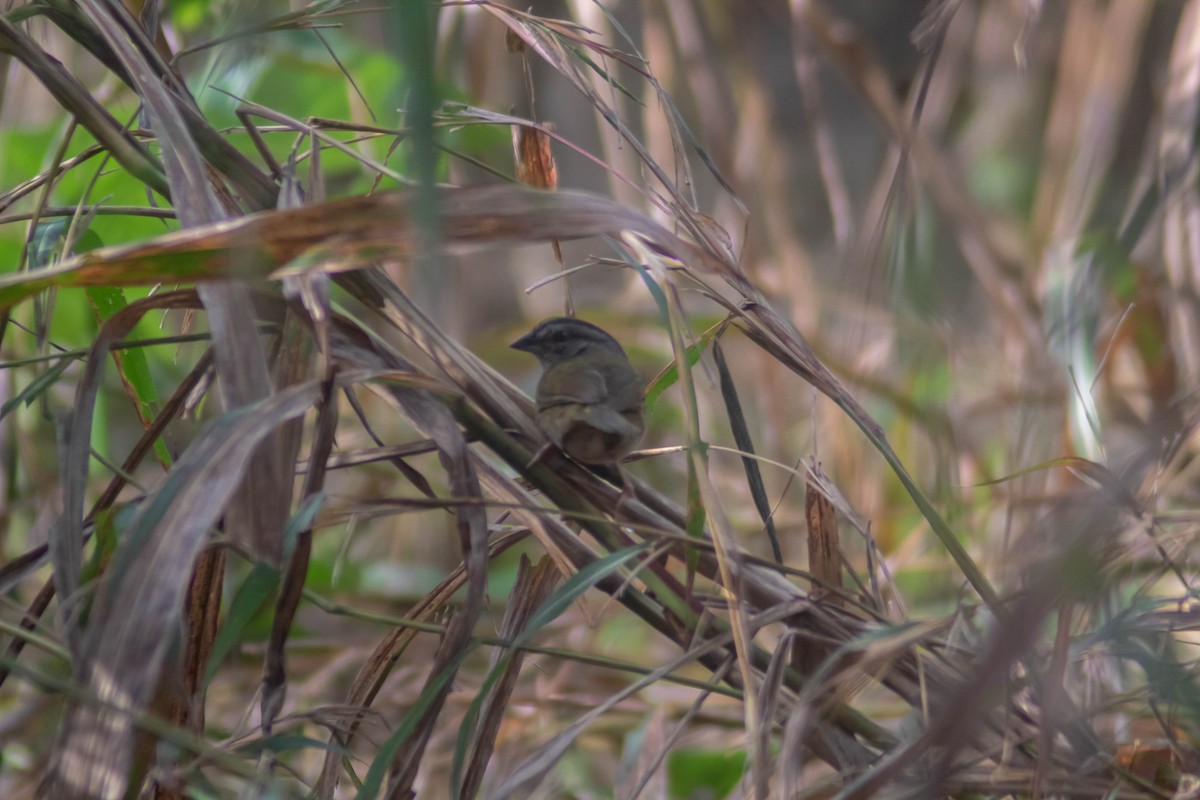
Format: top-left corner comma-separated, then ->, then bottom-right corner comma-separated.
0,1 -> 1197,798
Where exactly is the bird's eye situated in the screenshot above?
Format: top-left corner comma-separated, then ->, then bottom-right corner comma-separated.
551,329 -> 568,342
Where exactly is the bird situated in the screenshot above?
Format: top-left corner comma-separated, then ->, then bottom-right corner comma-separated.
511,316 -> 645,486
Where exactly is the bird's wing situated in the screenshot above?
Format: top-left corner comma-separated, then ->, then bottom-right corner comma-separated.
576,404 -> 641,437
537,364 -> 610,407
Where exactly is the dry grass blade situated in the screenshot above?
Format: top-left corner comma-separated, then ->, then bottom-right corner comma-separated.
75,0 -> 222,225
48,291 -> 210,639
804,465 -> 843,607
722,301 -> 1000,608
0,15 -> 168,197
457,555 -> 559,799
485,596 -> 814,800
485,4 -> 724,230
845,492 -> 1124,797
311,529 -> 529,799
790,1 -> 854,253
75,0 -> 294,570
41,380 -> 322,800
0,186 -> 729,311
27,0 -> 277,206
256,273 -> 334,746
316,317 -> 490,798
1161,0 -> 1200,391
646,245 -> 769,792
797,0 -> 1040,343
1159,1 -> 1200,192
1033,1 -> 1149,246
0,336 -> 214,695
170,542 -> 223,746
261,379 -> 337,737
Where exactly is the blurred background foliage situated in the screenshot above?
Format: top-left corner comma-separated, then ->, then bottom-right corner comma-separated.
0,0 -> 1198,798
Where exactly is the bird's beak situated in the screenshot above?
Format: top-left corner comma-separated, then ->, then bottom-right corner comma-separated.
511,331 -> 536,352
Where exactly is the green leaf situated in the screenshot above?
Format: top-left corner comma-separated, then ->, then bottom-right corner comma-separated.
86,285 -> 171,466
29,218 -> 105,269
204,562 -> 281,685
712,338 -> 779,562
28,219 -> 71,269
644,334 -> 710,411
281,491 -> 327,563
80,505 -> 133,585
667,747 -> 747,800
0,356 -> 78,421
